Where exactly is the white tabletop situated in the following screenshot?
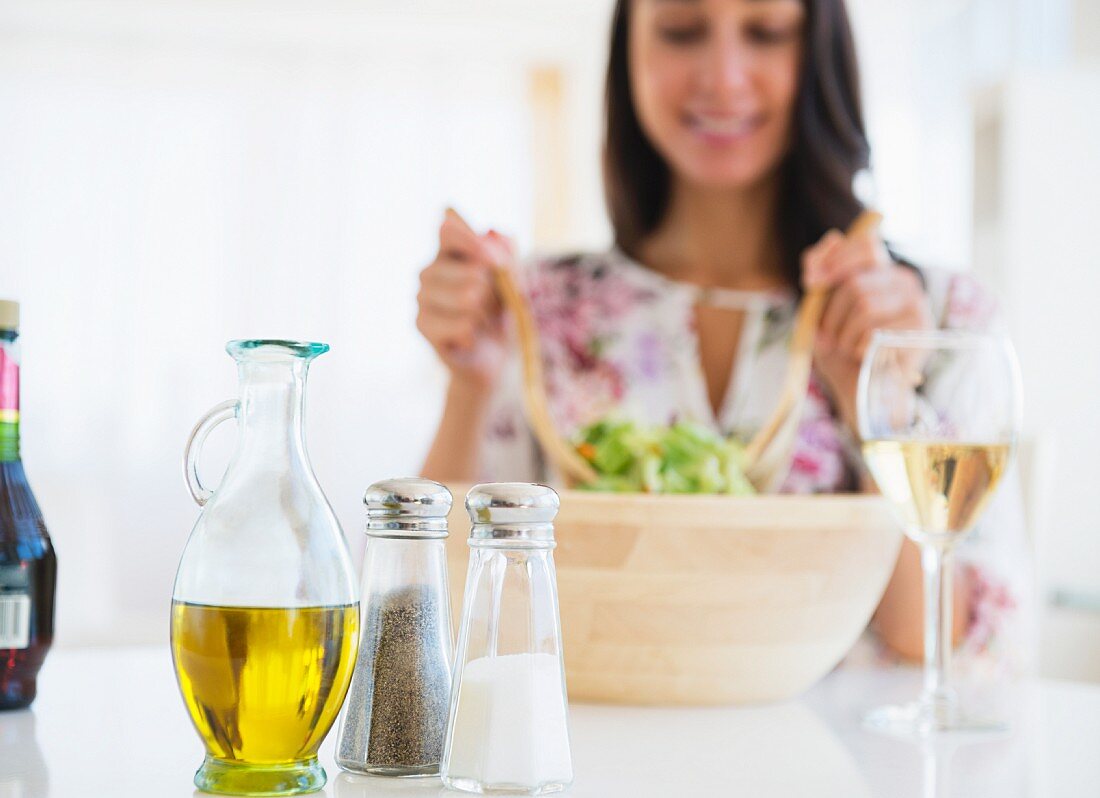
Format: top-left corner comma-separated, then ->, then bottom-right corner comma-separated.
1,646 -> 1096,797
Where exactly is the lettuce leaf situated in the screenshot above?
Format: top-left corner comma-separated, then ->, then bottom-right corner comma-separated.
574,419 -> 755,495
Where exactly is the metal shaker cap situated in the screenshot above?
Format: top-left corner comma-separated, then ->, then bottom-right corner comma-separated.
465,483 -> 560,546
364,477 -> 452,538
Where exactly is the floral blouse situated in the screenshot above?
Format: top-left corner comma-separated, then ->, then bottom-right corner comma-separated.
477,248 -> 1030,676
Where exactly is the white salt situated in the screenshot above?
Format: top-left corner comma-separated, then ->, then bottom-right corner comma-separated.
444,652 -> 573,790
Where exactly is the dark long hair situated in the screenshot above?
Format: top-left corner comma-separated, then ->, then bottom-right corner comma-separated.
603,0 -> 870,288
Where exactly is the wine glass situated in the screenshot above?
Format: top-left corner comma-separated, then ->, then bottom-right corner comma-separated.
857,330 -> 1022,735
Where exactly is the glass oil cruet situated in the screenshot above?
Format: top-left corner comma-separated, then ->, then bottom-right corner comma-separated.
171,339 -> 359,796
441,483 -> 573,796
336,477 -> 454,777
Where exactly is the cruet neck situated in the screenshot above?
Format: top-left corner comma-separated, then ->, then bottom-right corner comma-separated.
228,339 -> 327,456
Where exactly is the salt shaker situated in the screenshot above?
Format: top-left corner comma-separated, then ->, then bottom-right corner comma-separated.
335,478 -> 454,777
441,483 -> 573,795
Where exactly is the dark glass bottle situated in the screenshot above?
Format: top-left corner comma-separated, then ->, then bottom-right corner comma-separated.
0,300 -> 57,710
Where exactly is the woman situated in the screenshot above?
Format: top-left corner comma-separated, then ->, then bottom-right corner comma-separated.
416,0 -> 1024,667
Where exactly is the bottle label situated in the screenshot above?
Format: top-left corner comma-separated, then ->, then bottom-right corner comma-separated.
0,345 -> 17,422
0,564 -> 31,649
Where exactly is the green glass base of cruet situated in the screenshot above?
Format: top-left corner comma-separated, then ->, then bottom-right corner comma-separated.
193,756 -> 326,796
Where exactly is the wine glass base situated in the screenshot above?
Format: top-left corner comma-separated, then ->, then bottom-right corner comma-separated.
863,702 -> 1007,738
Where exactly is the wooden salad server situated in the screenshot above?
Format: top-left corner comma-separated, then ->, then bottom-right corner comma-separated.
444,209 -> 598,485
742,210 -> 883,492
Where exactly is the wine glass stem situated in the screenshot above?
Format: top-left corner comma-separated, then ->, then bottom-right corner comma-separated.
921,542 -> 957,721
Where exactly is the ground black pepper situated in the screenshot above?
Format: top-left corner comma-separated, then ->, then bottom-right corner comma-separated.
336,584 -> 451,775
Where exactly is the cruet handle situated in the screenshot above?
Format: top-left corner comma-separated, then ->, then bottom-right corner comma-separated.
183,399 -> 239,506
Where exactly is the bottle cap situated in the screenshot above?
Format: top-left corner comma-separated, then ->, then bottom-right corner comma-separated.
465,483 -> 559,545
0,300 -> 19,332
364,477 -> 452,537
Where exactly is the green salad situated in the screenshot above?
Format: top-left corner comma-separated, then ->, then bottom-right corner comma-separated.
574,418 -> 755,495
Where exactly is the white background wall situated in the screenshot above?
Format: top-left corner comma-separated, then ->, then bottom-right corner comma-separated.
1,0 -> 1097,664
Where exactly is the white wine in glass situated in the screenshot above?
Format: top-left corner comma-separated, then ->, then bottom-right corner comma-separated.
858,331 -> 1021,736
861,440 -> 1011,545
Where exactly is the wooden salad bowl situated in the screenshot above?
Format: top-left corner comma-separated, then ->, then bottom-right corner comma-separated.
444,489 -> 902,706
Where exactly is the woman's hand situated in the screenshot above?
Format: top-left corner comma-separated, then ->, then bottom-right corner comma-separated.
801,226 -> 933,431
417,209 -> 512,393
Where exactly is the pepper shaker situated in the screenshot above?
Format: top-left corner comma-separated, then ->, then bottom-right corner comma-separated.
335,478 -> 454,777
441,483 -> 573,795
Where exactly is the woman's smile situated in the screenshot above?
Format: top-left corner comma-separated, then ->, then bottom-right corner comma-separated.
683,108 -> 767,147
